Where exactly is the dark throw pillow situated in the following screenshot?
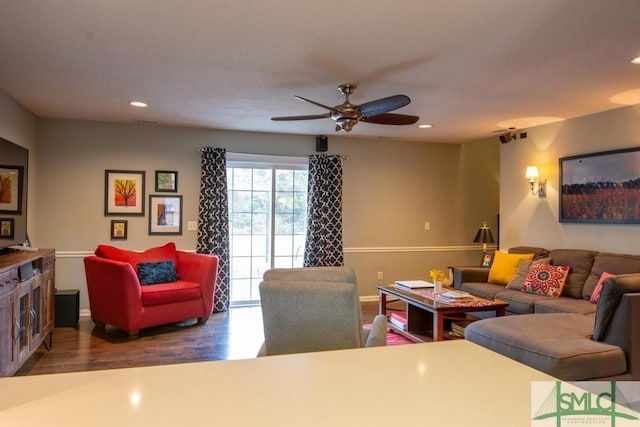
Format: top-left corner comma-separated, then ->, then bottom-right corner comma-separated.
137,261 -> 177,285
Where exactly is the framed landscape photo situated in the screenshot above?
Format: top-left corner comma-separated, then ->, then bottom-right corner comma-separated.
0,165 -> 24,214
560,147 -> 640,223
155,170 -> 178,192
104,170 -> 145,216
149,195 -> 182,235
110,219 -> 128,240
0,218 -> 14,239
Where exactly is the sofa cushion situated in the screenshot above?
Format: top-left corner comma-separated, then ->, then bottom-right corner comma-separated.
140,280 -> 201,306
548,249 -> 596,298
506,257 -> 551,290
487,251 -> 533,285
494,289 -> 552,314
508,246 -> 550,260
582,253 -> 640,300
534,297 -> 597,314
461,282 -> 506,299
465,313 -> 627,380
137,261 -> 177,285
95,242 -> 179,274
521,264 -> 570,298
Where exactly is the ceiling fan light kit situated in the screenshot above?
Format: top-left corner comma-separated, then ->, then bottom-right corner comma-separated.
272,84 -> 419,133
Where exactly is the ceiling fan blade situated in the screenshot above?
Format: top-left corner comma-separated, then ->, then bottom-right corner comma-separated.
358,95 -> 411,117
271,113 -> 331,121
294,95 -> 341,113
361,113 -> 419,125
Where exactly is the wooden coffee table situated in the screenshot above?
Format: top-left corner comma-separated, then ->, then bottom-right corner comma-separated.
377,285 -> 507,342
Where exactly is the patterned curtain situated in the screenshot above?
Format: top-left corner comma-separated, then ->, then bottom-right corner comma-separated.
304,154 -> 344,266
197,147 -> 230,312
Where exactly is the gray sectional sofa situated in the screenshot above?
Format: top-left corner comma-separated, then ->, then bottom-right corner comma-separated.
452,247 -> 640,380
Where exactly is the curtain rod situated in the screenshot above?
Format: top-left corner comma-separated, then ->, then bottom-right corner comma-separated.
196,148 -> 348,159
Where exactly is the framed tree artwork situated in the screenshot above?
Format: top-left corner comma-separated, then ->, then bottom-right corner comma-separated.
104,170 -> 145,216
0,165 -> 24,214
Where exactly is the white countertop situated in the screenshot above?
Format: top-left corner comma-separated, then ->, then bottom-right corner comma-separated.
0,340 -> 554,426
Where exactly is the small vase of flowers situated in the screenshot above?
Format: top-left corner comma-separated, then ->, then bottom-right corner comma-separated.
429,269 -> 447,293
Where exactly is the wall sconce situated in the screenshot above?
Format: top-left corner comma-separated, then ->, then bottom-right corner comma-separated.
525,166 -> 546,198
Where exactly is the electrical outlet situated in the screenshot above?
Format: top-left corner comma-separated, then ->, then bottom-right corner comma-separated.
377,271 -> 383,280
187,221 -> 198,231
424,221 -> 430,230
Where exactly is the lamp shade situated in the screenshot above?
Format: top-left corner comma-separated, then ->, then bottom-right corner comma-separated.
473,222 -> 495,244
525,166 -> 539,181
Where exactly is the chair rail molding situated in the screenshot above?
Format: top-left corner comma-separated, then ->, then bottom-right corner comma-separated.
57,245 -> 496,259
344,245 -> 495,254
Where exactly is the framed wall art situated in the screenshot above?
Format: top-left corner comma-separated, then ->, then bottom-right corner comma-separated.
0,218 -> 14,239
155,170 -> 178,192
110,219 -> 128,240
560,147 -> 640,223
104,170 -> 145,216
481,252 -> 494,268
0,165 -> 24,214
149,195 -> 182,235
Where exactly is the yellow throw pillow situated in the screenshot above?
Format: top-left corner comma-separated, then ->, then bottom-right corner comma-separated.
487,251 -> 534,285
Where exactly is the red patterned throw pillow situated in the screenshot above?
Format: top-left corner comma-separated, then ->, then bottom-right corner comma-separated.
521,264 -> 570,298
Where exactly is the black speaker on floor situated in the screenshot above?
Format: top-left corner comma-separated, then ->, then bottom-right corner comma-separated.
315,135 -> 328,152
55,289 -> 80,327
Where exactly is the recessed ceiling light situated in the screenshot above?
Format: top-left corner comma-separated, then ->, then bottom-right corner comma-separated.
631,56 -> 640,64
418,124 -> 433,129
129,101 -> 148,108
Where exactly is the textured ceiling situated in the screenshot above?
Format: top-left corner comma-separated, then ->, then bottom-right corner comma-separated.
1,1 -> 640,142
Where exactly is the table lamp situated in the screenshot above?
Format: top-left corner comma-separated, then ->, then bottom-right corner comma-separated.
473,221 -> 495,252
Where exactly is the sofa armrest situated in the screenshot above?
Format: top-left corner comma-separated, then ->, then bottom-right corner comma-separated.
363,314 -> 388,348
83,256 -> 143,328
598,292 -> 640,380
176,251 -> 219,315
451,266 -> 490,289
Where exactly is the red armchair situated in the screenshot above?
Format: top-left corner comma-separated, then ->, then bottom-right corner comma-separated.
84,243 -> 219,336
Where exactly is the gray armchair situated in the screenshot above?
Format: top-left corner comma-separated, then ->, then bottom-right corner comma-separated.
258,266 -> 387,356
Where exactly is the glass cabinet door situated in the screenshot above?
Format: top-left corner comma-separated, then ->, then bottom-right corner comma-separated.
16,287 -> 29,357
0,293 -> 14,376
29,279 -> 43,349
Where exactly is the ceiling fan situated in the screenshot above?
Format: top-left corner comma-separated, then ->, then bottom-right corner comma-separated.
271,84 -> 419,132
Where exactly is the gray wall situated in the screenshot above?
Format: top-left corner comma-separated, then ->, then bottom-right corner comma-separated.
34,118 -> 498,309
500,104 -> 640,253
0,90 -> 38,237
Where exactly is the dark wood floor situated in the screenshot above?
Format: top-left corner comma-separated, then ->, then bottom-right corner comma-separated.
15,301 -> 384,376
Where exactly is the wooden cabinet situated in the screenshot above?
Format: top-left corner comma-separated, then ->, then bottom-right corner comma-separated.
0,249 -> 55,377
42,254 -> 55,335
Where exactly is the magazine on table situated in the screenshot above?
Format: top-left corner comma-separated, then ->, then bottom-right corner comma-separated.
437,290 -> 473,301
388,312 -> 408,331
